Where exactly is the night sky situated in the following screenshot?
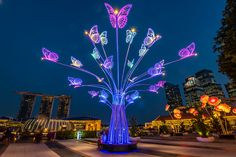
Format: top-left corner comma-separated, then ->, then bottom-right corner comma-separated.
0,0 -> 228,124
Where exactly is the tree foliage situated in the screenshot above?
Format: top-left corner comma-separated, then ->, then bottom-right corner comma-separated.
213,0 -> 236,82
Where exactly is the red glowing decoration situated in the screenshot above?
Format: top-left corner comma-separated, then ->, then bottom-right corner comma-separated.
208,97 -> 221,106
200,95 -> 209,104
232,108 -> 236,114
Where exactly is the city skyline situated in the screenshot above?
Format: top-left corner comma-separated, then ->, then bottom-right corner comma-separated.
0,0 -> 228,123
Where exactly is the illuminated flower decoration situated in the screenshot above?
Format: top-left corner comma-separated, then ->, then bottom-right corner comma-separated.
126,29 -> 136,44
232,108 -> 236,114
100,31 -> 108,45
143,28 -> 162,47
173,108 -> 182,119
91,48 -> 100,60
104,3 -> 132,29
202,114 -> 207,119
147,67 -> 163,77
127,59 -> 134,68
200,95 -> 209,104
71,56 -> 83,68
201,103 -> 207,108
217,103 -> 231,113
208,97 -> 221,106
213,111 -> 221,117
165,104 -> 170,111
41,48 -> 59,62
102,56 -> 113,69
68,77 -> 82,88
138,44 -> 148,57
88,25 -> 100,44
188,108 -> 196,114
178,42 -> 197,59
88,91 -> 99,98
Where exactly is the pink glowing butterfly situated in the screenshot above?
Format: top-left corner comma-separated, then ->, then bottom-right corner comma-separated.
41,48 -> 59,62
88,25 -> 100,44
68,77 -> 83,88
155,81 -> 166,88
154,60 -> 165,69
102,56 -> 113,69
88,91 -> 99,98
147,67 -> 163,77
104,3 -> 132,29
178,42 -> 197,59
148,85 -> 159,93
143,28 -> 162,47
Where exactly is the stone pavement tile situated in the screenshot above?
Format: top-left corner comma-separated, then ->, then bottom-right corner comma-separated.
1,143 -> 60,157
58,140 -> 158,157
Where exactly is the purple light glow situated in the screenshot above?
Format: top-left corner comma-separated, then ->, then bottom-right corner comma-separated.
41,48 -> 59,62
88,90 -> 99,98
104,3 -> 132,29
68,77 -> 83,88
102,56 -> 113,69
147,67 -> 163,76
155,80 -> 166,88
144,28 -> 162,47
178,42 -> 197,59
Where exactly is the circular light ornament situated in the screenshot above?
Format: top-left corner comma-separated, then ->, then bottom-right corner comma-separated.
173,108 -> 182,119
200,95 -> 209,104
208,97 -> 221,106
232,108 -> 236,114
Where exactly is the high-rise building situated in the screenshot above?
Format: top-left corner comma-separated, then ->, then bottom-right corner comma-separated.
57,95 -> 71,119
164,82 -> 183,110
183,76 -> 204,106
17,93 -> 36,121
225,82 -> 236,98
39,96 -> 54,118
195,69 -> 225,98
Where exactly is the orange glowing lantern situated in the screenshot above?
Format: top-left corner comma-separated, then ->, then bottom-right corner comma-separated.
232,108 -> 236,114
200,95 -> 209,104
173,108 -> 181,119
208,97 -> 221,106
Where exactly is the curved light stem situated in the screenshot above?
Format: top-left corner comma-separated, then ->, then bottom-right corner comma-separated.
82,84 -> 112,95
121,42 -> 132,91
115,21 -> 120,90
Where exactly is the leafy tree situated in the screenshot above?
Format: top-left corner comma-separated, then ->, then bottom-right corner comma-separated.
213,0 -> 236,82
130,117 -> 138,137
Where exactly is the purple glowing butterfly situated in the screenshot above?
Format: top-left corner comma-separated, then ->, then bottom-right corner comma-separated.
88,25 -> 100,44
41,48 -> 59,62
143,28 -> 162,47
68,77 -> 83,88
104,3 -> 132,29
103,56 -> 113,69
178,42 -> 197,59
88,91 -> 99,98
147,67 -> 163,77
154,60 -> 165,69
148,85 -> 159,93
155,81 -> 166,88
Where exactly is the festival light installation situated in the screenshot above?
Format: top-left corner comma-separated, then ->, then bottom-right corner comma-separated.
41,3 -> 197,145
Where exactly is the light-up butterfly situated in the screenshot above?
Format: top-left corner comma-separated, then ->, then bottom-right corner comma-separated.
126,29 -> 136,43
178,42 -> 197,59
71,56 -> 83,68
147,67 -> 163,77
128,77 -> 137,83
130,91 -> 140,100
88,25 -> 100,44
126,95 -> 134,104
97,77 -> 104,83
127,59 -> 134,68
99,90 -> 109,99
41,48 -> 59,62
88,91 -> 99,98
154,60 -> 165,70
100,31 -> 108,45
91,48 -> 100,60
155,81 -> 166,88
68,77 -> 82,88
104,3 -> 132,29
139,44 -> 148,57
102,56 -> 113,69
148,85 -> 159,93
143,28 -> 162,47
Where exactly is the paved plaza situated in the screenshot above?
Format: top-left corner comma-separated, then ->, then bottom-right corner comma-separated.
1,138 -> 236,157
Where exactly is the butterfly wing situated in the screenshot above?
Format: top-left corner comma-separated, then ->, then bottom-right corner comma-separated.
100,31 -> 108,45
186,42 -> 195,54
178,48 -> 190,58
89,25 -> 100,44
127,59 -> 134,68
154,60 -> 165,69
144,28 -> 155,46
91,48 -> 100,60
42,48 -> 50,59
71,56 -> 83,68
104,3 -> 117,28
149,85 -> 157,93
139,44 -> 147,57
117,4 -> 132,29
103,56 -> 113,69
126,30 -> 132,43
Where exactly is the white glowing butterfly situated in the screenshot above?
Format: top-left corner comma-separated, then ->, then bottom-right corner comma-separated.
126,29 -> 136,44
100,31 -> 108,45
143,28 -> 162,47
91,48 -> 100,60
88,25 -> 100,44
139,44 -> 148,57
127,59 -> 134,68
71,56 -> 83,68
128,77 -> 137,83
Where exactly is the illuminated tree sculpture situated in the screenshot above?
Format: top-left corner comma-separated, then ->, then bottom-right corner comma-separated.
41,3 -> 197,145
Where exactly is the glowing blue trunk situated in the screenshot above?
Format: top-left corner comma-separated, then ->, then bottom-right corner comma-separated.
107,94 -> 129,144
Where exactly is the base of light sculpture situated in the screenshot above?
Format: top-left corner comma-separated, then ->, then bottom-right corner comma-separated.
99,142 -> 137,152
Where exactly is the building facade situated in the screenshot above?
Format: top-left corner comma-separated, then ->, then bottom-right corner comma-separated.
57,95 -> 71,119
39,96 -> 54,118
17,93 -> 36,121
225,82 -> 236,98
164,82 -> 183,110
